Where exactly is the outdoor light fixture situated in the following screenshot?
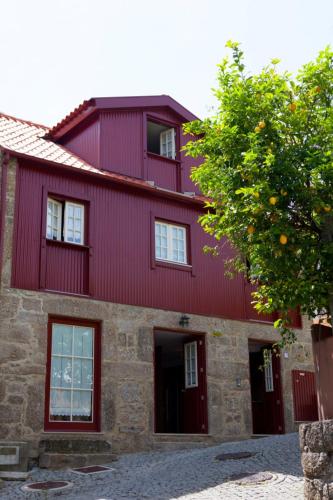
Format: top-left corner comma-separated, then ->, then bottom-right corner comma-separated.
179,314 -> 190,327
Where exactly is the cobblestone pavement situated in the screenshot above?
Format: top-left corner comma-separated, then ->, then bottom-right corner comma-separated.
0,433 -> 304,499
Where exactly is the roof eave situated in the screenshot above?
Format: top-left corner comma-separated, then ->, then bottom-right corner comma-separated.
1,146 -> 205,207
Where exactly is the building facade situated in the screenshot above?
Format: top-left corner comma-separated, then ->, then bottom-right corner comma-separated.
0,96 -> 316,465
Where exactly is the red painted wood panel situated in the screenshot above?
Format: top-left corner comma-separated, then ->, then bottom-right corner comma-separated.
44,242 -> 89,295
292,370 -> 318,421
147,155 -> 179,191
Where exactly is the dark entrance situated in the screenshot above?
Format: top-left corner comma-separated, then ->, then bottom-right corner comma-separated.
154,329 -> 208,434
249,340 -> 285,434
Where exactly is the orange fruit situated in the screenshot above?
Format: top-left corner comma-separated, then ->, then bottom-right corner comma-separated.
258,121 -> 266,129
288,102 -> 297,112
280,189 -> 288,196
279,234 -> 288,245
269,196 -> 278,205
247,225 -> 255,234
255,126 -> 261,133
253,192 -> 260,199
324,205 -> 332,212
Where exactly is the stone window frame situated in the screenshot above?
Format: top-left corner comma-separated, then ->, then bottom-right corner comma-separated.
44,316 -> 101,432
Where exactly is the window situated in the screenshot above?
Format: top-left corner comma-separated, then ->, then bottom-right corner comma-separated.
155,221 -> 187,264
45,319 -> 100,431
47,198 -> 84,245
147,120 -> 176,159
264,351 -> 274,392
184,341 -> 198,388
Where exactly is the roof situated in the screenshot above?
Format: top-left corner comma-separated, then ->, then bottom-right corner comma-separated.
0,111 -> 205,206
48,95 -> 199,140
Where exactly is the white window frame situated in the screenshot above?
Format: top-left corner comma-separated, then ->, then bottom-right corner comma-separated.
64,202 -> 85,245
155,221 -> 188,265
264,351 -> 274,392
47,198 -> 62,241
184,341 -> 198,389
160,128 -> 176,160
46,198 -> 85,246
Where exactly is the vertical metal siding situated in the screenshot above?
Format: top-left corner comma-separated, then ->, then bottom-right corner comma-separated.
292,370 -> 318,421
100,111 -> 143,177
45,243 -> 89,295
62,119 -> 100,168
147,156 -> 178,191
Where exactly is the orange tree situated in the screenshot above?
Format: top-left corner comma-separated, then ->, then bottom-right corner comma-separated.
184,42 -> 333,345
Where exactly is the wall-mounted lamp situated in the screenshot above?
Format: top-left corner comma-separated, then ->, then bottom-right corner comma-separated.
179,314 -> 190,328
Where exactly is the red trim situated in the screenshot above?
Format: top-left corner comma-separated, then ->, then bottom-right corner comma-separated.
44,316 -> 101,432
0,152 -> 9,285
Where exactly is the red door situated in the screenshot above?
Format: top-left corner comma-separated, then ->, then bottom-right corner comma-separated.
250,345 -> 284,434
182,337 -> 208,433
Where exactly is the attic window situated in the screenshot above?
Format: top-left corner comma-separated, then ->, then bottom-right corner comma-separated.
147,121 -> 176,160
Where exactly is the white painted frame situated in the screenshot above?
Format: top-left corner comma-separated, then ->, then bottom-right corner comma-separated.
184,341 -> 198,389
155,221 -> 187,265
264,351 -> 274,392
160,128 -> 176,159
64,202 -> 85,245
46,198 -> 62,241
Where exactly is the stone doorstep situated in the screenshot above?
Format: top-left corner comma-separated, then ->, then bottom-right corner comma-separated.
0,471 -> 29,481
153,433 -> 214,443
0,442 -> 29,472
39,452 -> 117,470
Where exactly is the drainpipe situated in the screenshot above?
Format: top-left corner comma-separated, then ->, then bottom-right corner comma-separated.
0,149 -> 9,286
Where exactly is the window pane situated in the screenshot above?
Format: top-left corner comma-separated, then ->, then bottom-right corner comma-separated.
52,324 -> 72,355
50,389 -> 71,418
74,326 -> 93,357
72,391 -> 92,420
73,359 -> 93,389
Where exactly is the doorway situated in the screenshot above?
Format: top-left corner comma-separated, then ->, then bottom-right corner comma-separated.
154,329 -> 208,434
249,340 -> 285,434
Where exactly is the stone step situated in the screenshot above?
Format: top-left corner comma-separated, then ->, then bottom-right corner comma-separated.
39,452 -> 117,470
152,441 -> 210,452
153,433 -> 213,443
0,442 -> 29,472
39,439 -> 112,454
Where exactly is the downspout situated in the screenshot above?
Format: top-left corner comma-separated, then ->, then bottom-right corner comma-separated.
0,149 -> 9,286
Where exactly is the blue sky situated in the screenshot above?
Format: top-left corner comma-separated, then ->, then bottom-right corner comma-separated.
1,0 -> 332,126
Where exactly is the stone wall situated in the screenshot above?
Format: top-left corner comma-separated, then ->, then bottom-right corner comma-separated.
0,158 -> 315,459
300,420 -> 333,499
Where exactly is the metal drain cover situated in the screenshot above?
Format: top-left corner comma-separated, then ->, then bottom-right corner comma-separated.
229,471 -> 274,485
215,451 -> 256,461
22,480 -> 73,492
72,465 -> 114,474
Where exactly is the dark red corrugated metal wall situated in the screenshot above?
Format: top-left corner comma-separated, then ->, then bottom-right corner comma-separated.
292,370 -> 318,421
61,118 -> 100,168
12,161 -> 253,320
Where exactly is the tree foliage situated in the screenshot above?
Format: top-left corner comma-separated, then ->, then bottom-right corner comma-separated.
184,42 -> 333,344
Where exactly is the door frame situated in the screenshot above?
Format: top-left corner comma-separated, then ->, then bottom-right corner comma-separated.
153,327 -> 208,434
248,338 -> 285,434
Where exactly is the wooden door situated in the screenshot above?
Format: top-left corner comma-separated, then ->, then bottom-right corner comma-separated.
182,337 -> 208,433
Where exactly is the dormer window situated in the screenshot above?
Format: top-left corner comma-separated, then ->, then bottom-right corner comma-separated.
47,197 -> 85,245
147,120 -> 176,160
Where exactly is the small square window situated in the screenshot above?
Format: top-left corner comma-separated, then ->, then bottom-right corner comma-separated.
155,221 -> 187,265
147,121 -> 176,159
47,198 -> 85,245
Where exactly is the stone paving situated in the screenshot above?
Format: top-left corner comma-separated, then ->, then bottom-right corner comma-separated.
0,433 -> 304,499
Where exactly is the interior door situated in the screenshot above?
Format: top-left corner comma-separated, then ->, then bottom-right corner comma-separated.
182,337 -> 208,433
260,348 -> 284,434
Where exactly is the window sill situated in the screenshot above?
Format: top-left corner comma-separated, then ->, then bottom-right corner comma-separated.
147,152 -> 180,165
155,259 -> 192,272
46,238 -> 90,250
